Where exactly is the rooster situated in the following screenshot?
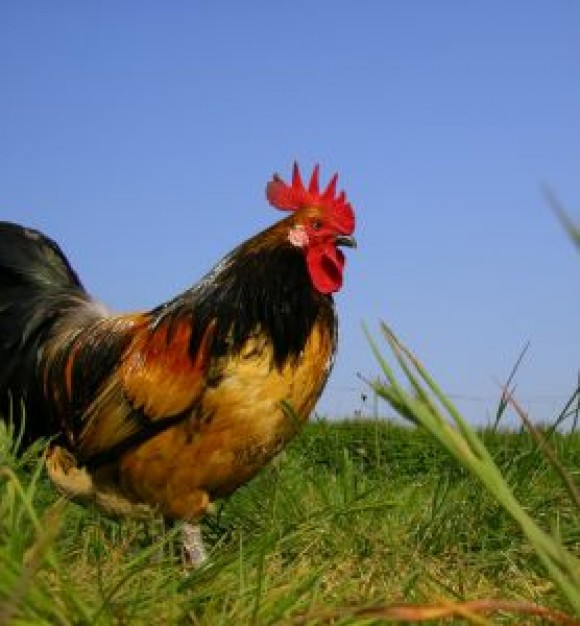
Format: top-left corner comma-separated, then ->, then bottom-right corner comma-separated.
0,163 -> 356,564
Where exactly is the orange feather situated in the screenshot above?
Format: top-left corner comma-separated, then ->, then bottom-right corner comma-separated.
121,316 -> 215,419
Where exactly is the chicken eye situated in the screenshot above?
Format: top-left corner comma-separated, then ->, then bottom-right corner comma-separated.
311,219 -> 323,231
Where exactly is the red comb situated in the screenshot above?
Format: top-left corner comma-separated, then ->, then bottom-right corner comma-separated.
266,162 -> 355,234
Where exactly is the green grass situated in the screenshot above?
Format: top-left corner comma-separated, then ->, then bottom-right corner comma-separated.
1,411 -> 579,625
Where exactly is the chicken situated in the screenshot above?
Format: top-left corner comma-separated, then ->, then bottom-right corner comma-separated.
0,163 -> 356,564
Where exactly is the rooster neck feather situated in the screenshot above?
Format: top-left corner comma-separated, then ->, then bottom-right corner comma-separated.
154,240 -> 337,368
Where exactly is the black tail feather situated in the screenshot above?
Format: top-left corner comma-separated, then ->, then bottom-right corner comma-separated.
0,222 -> 92,443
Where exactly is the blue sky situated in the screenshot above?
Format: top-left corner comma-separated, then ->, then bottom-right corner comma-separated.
1,2 -> 579,423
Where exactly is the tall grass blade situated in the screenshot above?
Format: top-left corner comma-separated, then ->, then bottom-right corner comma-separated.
367,323 -> 580,615
492,341 -> 529,431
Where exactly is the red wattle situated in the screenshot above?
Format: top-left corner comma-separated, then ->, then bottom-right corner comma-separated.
306,244 -> 345,294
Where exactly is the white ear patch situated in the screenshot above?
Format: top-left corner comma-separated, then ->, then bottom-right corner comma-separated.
288,225 -> 310,248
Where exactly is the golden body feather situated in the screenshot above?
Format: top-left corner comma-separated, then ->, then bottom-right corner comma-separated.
47,316 -> 335,521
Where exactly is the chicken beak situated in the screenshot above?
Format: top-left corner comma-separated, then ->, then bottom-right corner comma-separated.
335,234 -> 357,249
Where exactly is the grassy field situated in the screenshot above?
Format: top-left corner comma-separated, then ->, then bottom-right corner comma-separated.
1,413 -> 580,625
